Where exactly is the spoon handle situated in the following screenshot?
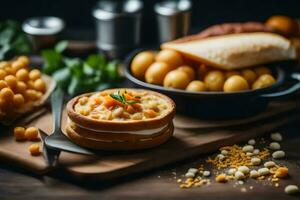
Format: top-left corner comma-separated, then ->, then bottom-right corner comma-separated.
51,87 -> 64,134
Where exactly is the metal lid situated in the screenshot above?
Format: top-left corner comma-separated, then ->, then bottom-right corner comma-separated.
22,17 -> 65,36
92,0 -> 143,20
154,0 -> 192,16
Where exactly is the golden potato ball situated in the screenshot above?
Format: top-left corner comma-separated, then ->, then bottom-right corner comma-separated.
186,80 -> 207,92
24,89 -> 39,101
28,143 -> 40,156
0,80 -> 8,90
34,78 -> 46,93
252,74 -> 276,89
17,56 -> 30,67
254,66 -> 272,76
26,80 -> 35,90
241,69 -> 257,85
25,127 -> 39,140
4,66 -> 16,75
0,69 -> 7,80
177,65 -> 195,81
204,70 -> 225,91
11,61 -> 25,72
131,51 -> 155,80
155,49 -> 183,69
4,75 -> 17,88
16,81 -> 27,94
0,87 -> 14,102
197,64 -> 211,80
13,94 -> 25,107
29,69 -> 41,80
225,70 -> 240,79
145,62 -> 172,85
14,127 -> 26,141
163,70 -> 190,89
223,75 -> 249,92
16,69 -> 29,81
266,15 -> 298,36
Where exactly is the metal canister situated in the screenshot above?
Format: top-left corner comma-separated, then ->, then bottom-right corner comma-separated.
22,17 -> 65,51
154,0 -> 192,43
92,0 -> 143,58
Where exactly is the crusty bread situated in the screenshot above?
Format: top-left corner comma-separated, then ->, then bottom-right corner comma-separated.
162,32 -> 296,70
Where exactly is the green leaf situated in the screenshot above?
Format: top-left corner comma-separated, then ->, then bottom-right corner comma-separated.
41,49 -> 63,74
52,67 -> 71,89
85,54 -> 106,69
55,40 -> 68,53
105,61 -> 120,81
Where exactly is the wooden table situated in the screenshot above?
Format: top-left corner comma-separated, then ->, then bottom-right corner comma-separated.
0,120 -> 299,200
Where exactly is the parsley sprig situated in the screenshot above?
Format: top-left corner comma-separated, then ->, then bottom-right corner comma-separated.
110,90 -> 140,105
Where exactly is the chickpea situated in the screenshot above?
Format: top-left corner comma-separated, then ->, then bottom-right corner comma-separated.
29,69 -> 41,80
13,94 -> 25,107
186,80 -> 207,92
14,127 -> 26,141
0,87 -> 14,101
4,75 -> 17,88
252,74 -> 276,89
155,49 -> 183,69
34,78 -> 46,93
241,69 -> 257,85
0,61 -> 9,68
0,80 -> 8,90
24,89 -> 38,101
131,51 -> 155,80
28,143 -> 40,156
224,75 -> 249,92
16,81 -> 27,94
204,70 -> 225,91
112,107 -> 124,118
145,62 -> 172,85
197,64 -> 211,80
25,127 -> 39,140
16,69 -> 29,81
163,70 -> 190,89
225,70 -> 240,79
254,66 -> 272,76
0,69 -> 7,80
17,56 -> 30,67
11,61 -> 25,71
4,66 -> 16,75
27,80 -> 35,90
177,65 -> 195,81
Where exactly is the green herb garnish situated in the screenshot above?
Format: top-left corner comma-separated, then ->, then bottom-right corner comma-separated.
110,90 -> 139,105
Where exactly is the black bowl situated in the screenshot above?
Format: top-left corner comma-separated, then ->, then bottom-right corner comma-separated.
124,49 -> 300,119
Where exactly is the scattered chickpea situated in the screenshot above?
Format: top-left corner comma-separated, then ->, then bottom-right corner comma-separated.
25,127 -> 39,140
28,143 -> 40,156
14,127 -> 26,141
275,167 -> 289,178
216,174 -> 227,183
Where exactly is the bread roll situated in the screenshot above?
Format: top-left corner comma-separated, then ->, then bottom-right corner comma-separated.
162,32 -> 296,70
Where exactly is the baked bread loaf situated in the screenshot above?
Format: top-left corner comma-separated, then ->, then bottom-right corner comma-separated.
162,32 -> 296,70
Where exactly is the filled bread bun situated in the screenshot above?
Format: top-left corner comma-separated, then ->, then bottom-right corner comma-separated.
162,32 -> 296,70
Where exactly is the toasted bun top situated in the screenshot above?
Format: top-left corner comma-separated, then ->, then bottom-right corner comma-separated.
162,32 -> 296,70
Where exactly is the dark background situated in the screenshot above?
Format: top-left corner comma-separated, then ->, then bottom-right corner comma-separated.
1,0 -> 300,44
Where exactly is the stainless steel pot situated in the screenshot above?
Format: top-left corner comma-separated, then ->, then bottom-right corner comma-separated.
92,0 -> 143,58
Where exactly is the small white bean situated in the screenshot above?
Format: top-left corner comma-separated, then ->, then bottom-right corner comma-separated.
251,157 -> 261,166
248,139 -> 256,145
221,150 -> 228,155
284,185 -> 299,195
246,152 -> 253,156
269,142 -> 281,150
271,132 -> 282,141
242,145 -> 254,152
217,154 -> 225,161
272,150 -> 285,159
228,168 -> 236,175
188,168 -> 198,174
264,161 -> 276,168
250,170 -> 259,178
112,107 -> 124,118
185,172 -> 195,178
203,171 -> 211,177
235,171 -> 245,180
238,166 -> 250,174
253,149 -> 260,155
258,167 -> 270,176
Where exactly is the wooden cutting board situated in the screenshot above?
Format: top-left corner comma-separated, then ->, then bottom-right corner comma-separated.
0,100 -> 300,180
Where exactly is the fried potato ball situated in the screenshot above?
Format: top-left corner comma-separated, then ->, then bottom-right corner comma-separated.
186,80 -> 207,92
163,70 -> 190,89
0,87 -> 14,101
155,49 -> 183,69
25,127 -> 39,141
241,69 -> 257,85
204,70 -> 225,91
131,51 -> 155,80
16,81 -> 27,94
14,127 -> 26,141
252,74 -> 276,89
145,62 -> 172,85
28,143 -> 40,156
177,65 -> 195,81
4,75 -> 17,88
24,89 -> 39,101
0,80 -> 8,90
34,78 -> 46,93
197,64 -> 211,80
4,66 -> 16,75
29,69 -> 42,80
0,69 -> 7,80
254,66 -> 272,76
223,75 -> 249,92
17,56 -> 29,67
225,70 -> 240,79
13,94 -> 25,107
16,69 -> 29,81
